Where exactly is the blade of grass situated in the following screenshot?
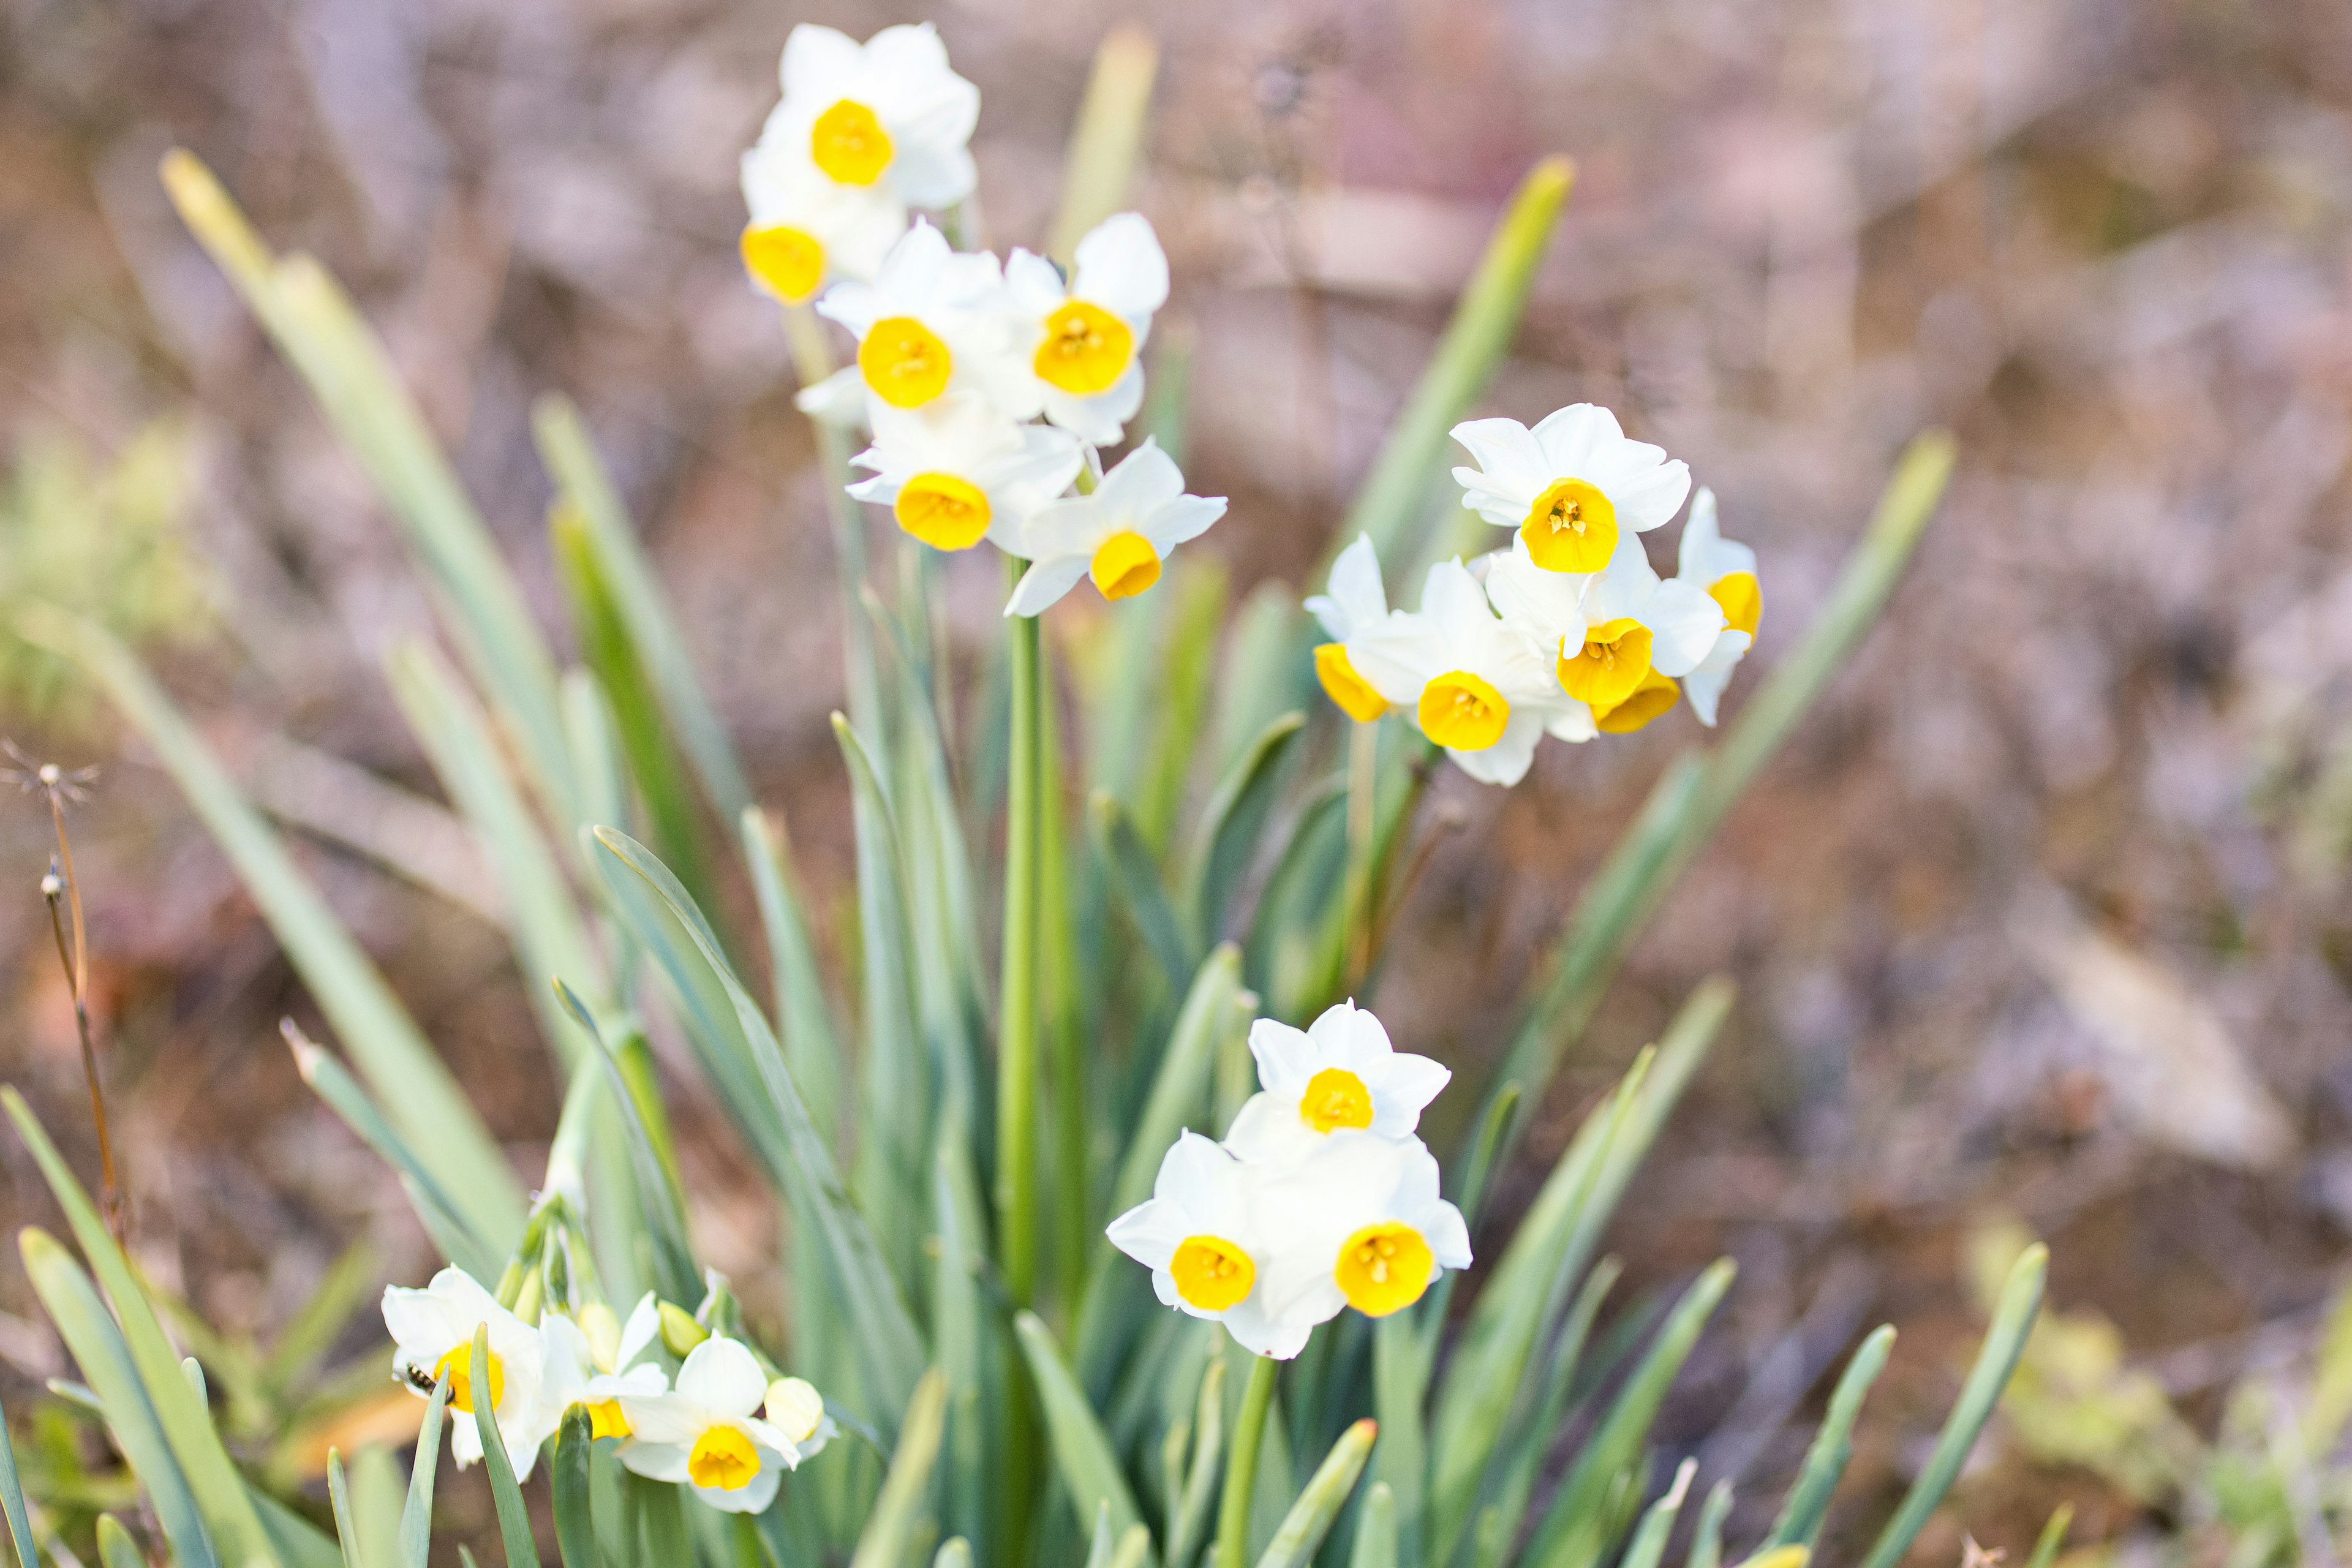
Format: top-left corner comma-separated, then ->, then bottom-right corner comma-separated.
470,1327 -> 541,1568
1094,791 -> 1199,989
744,807 -> 850,1150
552,1408 -> 597,1568
1350,1483 -> 1395,1568
399,1376 -> 451,1568
328,1451 -> 361,1567
850,1371 -> 948,1568
1186,712 -> 1306,949
1854,1246 -> 2045,1568
1764,1325 -> 1896,1552
1256,1419 -> 1377,1568
1686,1481 -> 1735,1568
1166,1357 -> 1227,1568
95,1515 -> 145,1568
1016,1313 -> 1148,1552
1617,1462 -> 1697,1568
21,607 -> 524,1249
2024,1504 -> 2073,1568
551,981 -> 698,1304
0,1392 -> 34,1568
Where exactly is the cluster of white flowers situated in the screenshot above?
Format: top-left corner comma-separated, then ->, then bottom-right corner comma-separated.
741,23 -> 1225,617
1107,1001 -> 1471,1359
1311,407 -> 1761,785
381,1271 -> 833,1515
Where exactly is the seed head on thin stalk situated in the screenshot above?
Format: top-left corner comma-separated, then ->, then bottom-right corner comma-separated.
8,742 -> 123,1245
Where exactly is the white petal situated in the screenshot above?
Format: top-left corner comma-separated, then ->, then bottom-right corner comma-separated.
1637,581 -> 1728,677
676,1338 -> 767,1419
1680,630 -> 1749,726
1422,1200 -> 1474,1271
1005,554 -> 1093,617
1246,1018 -> 1318,1097
1417,559 -> 1493,640
619,1438 -> 692,1485
695,1458 -> 783,1513
780,25 -> 863,103
1605,458 -> 1692,533
1528,402 -> 1621,473
1097,437 -> 1186,514
1449,418 -> 1550,498
1345,612 -> 1445,706
1072,213 -> 1170,318
1367,1055 -> 1452,1137
1449,710 -> 1544,786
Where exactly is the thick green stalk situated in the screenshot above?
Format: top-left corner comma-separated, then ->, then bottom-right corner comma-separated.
1041,647 -> 1090,1303
999,589 -> 1045,1306
1216,1355 -> 1280,1568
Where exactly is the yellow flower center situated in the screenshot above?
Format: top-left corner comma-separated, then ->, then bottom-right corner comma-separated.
586,1399 -> 631,1440
1169,1234 -> 1256,1311
1314,644 -> 1389,723
1300,1067 -> 1375,1132
1709,571 -> 1760,638
1417,671 -> 1509,751
739,224 -> 826,304
1520,478 -> 1617,573
894,472 -> 992,551
1557,618 -> 1654,710
859,317 -> 953,409
1035,301 -> 1135,395
688,1425 -> 763,1491
1090,531 -> 1162,600
810,100 -> 893,186
431,1346 -> 505,1415
1594,670 -> 1680,733
1335,1221 -> 1436,1317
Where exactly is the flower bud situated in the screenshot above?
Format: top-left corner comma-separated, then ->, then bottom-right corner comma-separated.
765,1376 -> 825,1444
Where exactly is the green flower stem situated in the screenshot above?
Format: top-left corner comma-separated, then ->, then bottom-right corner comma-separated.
1042,654 -> 1090,1301
1216,1354 -> 1280,1568
1341,718 -> 1380,990
998,581 -> 1044,1307
785,303 -> 883,742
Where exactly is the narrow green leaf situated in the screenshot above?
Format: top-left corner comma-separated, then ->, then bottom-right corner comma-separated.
329,1451 -> 363,1568
18,1231 -> 215,1568
1046,24 -> 1158,261
1087,1501 -> 1117,1568
745,807 -> 850,1150
1686,1481 -> 1735,1568
1111,1524 -> 1155,1568
96,1514 -> 147,1568
1855,1245 -> 2046,1568
470,1328 -> 542,1568
262,1238 -> 379,1398
1256,1418 -> 1377,1568
1476,1257 -> 1621,1563
2024,1504 -> 2073,1568
553,1408 -> 597,1568
0,1392 -> 36,1568
254,1483 -> 348,1568
931,1120 -> 990,1552
1136,562 -> 1229,853
1349,1483 -> 1395,1568
350,1446 -> 404,1568
535,393 -> 754,823
850,1370 -> 949,1568
1166,1357 -> 1227,1568
935,1540 -> 973,1568
1368,1319 -> 1427,1568
552,981 -> 699,1303
638,1473 -> 692,1568
1186,712 -> 1305,948
1765,1325 -> 1896,1552
1016,1313 -> 1147,1550
400,1374 -> 452,1568
22,609 -> 526,1248
1617,1461 -> 1697,1568
1094,791 -> 1198,987
5,1094 -> 276,1568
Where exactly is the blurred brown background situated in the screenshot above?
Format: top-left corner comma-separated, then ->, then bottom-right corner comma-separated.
5,0 -> 2352,1558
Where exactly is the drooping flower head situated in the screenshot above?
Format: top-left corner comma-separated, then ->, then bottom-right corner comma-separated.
1673,487 -> 1758,726
848,393 -> 1084,552
1004,439 -> 1226,616
1005,213 -> 1171,445
618,1337 -> 810,1513
382,1267 -> 552,1477
1226,1000 -> 1451,1166
1346,558 -> 1560,785
760,24 -> 979,211
1305,534 -> 1393,723
1452,405 -> 1691,575
805,222 -> 1031,422
539,1293 -> 668,1442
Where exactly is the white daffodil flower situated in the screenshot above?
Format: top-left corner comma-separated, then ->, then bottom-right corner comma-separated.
1106,1131 -> 1313,1359
803,221 -> 1031,421
1004,439 -> 1226,616
1548,530 -> 1727,734
1224,1000 -> 1452,1166
382,1267 -> 552,1477
848,393 -> 1084,552
1305,533 -> 1394,723
618,1338 -> 806,1513
1451,405 -> 1691,575
739,138 -> 908,306
758,24 -> 979,212
1483,535 -> 1602,743
1346,558 -> 1561,786
764,1376 -> 837,1461
1004,213 -> 1170,445
1256,1132 -> 1472,1327
1673,488 -> 1758,726
538,1294 -> 668,1442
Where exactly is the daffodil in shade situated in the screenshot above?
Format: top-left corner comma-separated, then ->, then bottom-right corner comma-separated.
1542,529 -> 1725,734
1003,439 -> 1226,616
1005,213 -> 1170,444
1225,1000 -> 1450,1165
1305,533 -> 1393,723
848,393 -> 1084,552
757,24 -> 979,211
739,139 -> 908,306
1346,558 -> 1560,785
1673,487 -> 1758,726
1107,1131 -> 1308,1358
802,221 -> 1031,421
1257,1133 -> 1471,1324
617,1337 -> 810,1513
538,1294 -> 668,1441
1452,405 -> 1692,575
381,1267 -> 553,1476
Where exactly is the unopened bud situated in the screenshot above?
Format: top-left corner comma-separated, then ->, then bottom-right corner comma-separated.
657,1302 -> 707,1357
765,1376 -> 824,1444
39,873 -> 61,898
37,764 -> 59,786
579,1302 -> 622,1371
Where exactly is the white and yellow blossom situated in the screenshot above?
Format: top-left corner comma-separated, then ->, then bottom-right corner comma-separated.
1531,529 -> 1725,734
1346,558 -> 1561,786
539,1294 -> 668,1442
1003,439 -> 1225,616
758,24 -> 979,211
848,393 -> 1084,552
1673,487 -> 1757,726
1260,1132 -> 1472,1324
382,1267 -> 552,1477
1451,405 -> 1691,574
1106,1131 -> 1306,1359
1225,1000 -> 1451,1165
617,1337 -> 808,1513
803,221 -> 1031,421
1305,533 -> 1394,723
739,140 -> 908,306
1004,213 -> 1170,445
